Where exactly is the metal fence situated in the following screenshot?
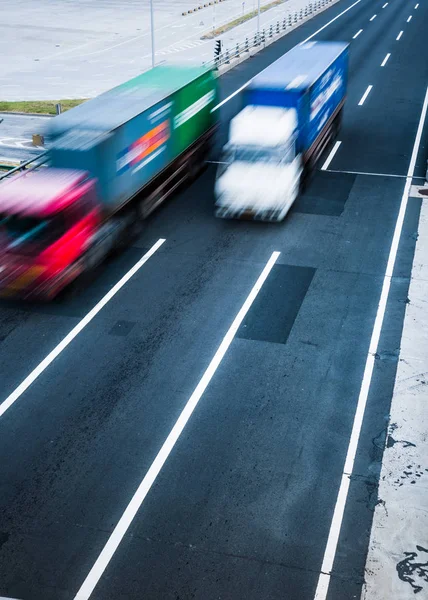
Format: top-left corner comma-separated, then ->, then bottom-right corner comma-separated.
209,0 -> 335,69
0,151 -> 48,182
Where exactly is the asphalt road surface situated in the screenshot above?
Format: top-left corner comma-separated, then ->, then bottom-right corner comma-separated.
0,0 -> 427,599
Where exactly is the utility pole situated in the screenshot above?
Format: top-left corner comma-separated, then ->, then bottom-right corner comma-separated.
150,0 -> 155,68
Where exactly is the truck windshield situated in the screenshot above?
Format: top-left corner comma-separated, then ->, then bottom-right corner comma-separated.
223,142 -> 295,166
0,214 -> 64,255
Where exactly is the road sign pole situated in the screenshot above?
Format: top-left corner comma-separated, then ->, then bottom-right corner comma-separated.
150,0 -> 155,68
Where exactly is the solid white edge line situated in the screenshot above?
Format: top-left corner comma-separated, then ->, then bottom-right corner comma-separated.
313,84 -> 428,600
407,15 -> 412,21
396,30 -> 403,40
381,53 -> 391,66
0,238 -> 166,420
321,141 -> 341,170
211,0 -> 363,112
370,13 -> 377,20
358,85 -> 373,106
73,251 -> 281,600
353,28 -> 363,38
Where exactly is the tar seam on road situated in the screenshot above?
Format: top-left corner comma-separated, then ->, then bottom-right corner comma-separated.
321,141 -> 341,170
325,168 -> 415,178
72,251 -> 281,600
358,85 -> 373,106
0,239 -> 166,420
397,30 -> 403,40
353,29 -> 363,38
381,53 -> 391,66
211,0 -> 363,112
313,85 -> 428,600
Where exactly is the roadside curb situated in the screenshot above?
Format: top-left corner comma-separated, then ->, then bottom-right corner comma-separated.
0,111 -> 54,118
182,0 -> 227,15
216,0 -> 341,76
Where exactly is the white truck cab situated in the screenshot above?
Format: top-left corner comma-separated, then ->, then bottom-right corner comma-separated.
214,105 -> 302,221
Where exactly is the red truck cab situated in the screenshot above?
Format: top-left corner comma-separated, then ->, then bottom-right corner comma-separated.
0,168 -> 100,299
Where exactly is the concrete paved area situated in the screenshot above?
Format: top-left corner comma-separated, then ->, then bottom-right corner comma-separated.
1,0 -> 318,100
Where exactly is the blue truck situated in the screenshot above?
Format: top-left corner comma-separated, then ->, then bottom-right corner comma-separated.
214,41 -> 349,221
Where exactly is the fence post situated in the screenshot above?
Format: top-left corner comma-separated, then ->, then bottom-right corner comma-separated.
294,11 -> 298,23
276,20 -> 280,33
283,16 -> 286,29
235,42 -> 239,57
288,13 -> 292,26
225,48 -> 230,63
269,24 -> 273,37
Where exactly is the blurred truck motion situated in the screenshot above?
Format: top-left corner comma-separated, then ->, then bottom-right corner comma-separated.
0,65 -> 218,299
215,41 -> 349,221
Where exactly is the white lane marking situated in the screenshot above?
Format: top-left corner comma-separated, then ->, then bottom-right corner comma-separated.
0,239 -> 165,420
211,0 -> 363,112
396,30 -> 403,40
407,14 -> 412,21
358,85 -> 373,106
72,251 -> 281,600
382,2 -> 388,7
370,13 -> 377,20
353,28 -> 363,38
313,84 -> 428,600
381,53 -> 391,66
415,3 -> 419,8
321,141 -> 341,170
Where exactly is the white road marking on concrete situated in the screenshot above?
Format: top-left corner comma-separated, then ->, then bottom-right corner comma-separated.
370,13 -> 377,20
396,30 -> 403,40
358,85 -> 373,105
73,251 -> 281,600
321,141 -> 341,170
414,3 -> 419,8
381,53 -> 391,66
313,85 -> 428,600
211,0 -> 363,111
382,3 -> 388,7
0,239 -> 166,420
353,28 -> 363,38
407,14 -> 412,21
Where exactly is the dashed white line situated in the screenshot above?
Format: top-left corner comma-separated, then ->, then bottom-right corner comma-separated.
415,3 -> 419,8
370,13 -> 377,20
353,28 -> 363,38
211,0 -> 363,112
381,53 -> 391,66
321,141 -> 341,170
407,14 -> 412,21
0,239 -> 166,420
72,251 -> 281,600
382,2 -> 388,7
313,84 -> 428,600
358,85 -> 373,106
396,30 -> 403,40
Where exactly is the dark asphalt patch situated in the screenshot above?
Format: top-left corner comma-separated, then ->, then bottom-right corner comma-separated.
293,171 -> 357,217
109,320 -> 137,336
237,264 -> 315,344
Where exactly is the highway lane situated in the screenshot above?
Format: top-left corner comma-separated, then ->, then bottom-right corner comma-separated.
0,0 -> 427,598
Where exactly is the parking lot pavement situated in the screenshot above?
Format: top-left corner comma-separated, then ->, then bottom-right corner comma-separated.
0,0 -> 318,100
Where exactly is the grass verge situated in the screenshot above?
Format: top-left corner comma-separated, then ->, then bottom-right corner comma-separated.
0,99 -> 87,115
201,0 -> 287,38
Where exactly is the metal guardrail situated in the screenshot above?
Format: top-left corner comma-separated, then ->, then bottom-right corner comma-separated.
0,151 -> 49,182
208,0 -> 335,69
